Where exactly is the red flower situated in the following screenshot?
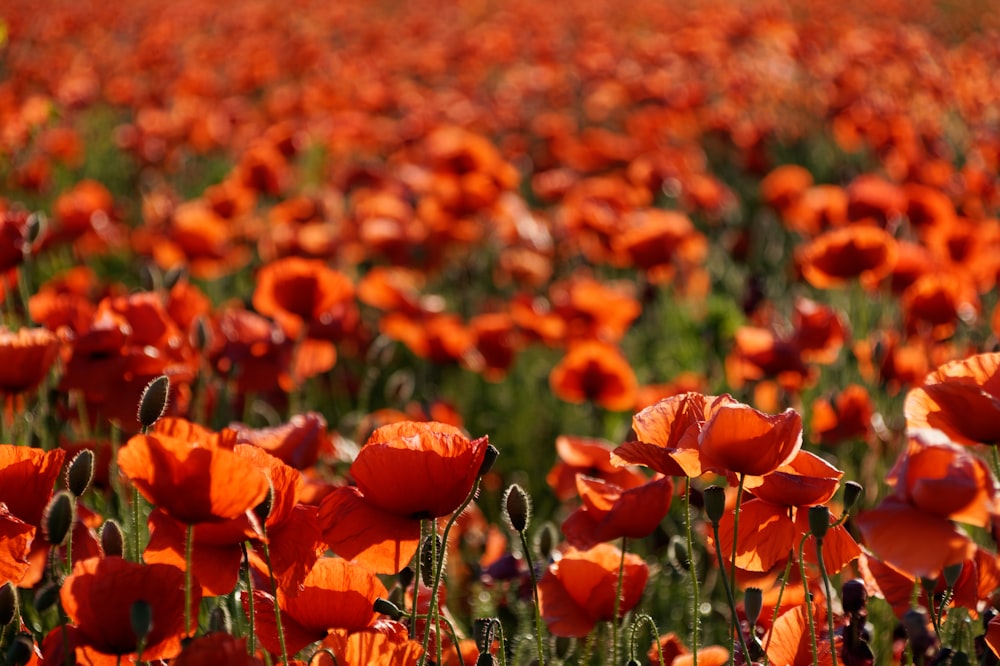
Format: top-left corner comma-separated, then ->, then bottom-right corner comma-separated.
549,341 -> 638,411
0,445 -> 65,584
561,474 -> 673,549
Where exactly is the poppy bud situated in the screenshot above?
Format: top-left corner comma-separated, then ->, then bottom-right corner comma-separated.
704,486 -> 726,525
384,370 -> 416,404
842,481 -> 863,513
101,520 -> 125,558
949,650 -> 971,666
533,522 -> 558,561
66,449 -> 95,497
474,617 -> 497,654
33,581 -> 60,613
25,212 -> 45,246
138,375 -> 170,429
209,604 -> 232,634
254,482 -> 275,523
43,490 -> 75,547
808,505 -> 829,541
420,534 -> 444,587
943,562 -> 963,589
397,566 -> 414,590
744,586 -> 763,628
478,443 -> 500,477
503,484 -> 531,533
5,634 -> 33,666
0,582 -> 17,626
476,654 -> 496,666
131,599 -> 153,643
373,597 -> 404,620
841,579 -> 868,614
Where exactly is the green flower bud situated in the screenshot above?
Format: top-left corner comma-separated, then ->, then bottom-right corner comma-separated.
0,582 -> 18,626
66,449 -> 95,498
503,484 -> 531,533
5,634 -> 34,666
533,522 -> 558,561
43,491 -> 75,547
943,561 -> 964,589
842,481 -> 863,513
137,375 -> 170,430
478,443 -> 500,477
744,586 -> 763,628
808,505 -> 829,541
704,486 -> 726,525
373,597 -> 405,620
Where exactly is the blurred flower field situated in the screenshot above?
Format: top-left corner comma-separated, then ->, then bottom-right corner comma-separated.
3,0 -> 1000,663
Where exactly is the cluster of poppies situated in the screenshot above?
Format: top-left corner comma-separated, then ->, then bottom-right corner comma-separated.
4,0 -> 1000,664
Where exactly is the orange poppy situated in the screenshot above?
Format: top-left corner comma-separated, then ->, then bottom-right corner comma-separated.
561,474 -> 673,549
845,174 -> 907,226
209,307 -> 295,395
764,603 -> 836,666
248,556 -> 387,656
0,327 -> 60,396
252,257 -> 358,343
810,384 -> 874,446
760,164 -> 813,213
724,326 -> 811,393
538,543 -> 649,637
173,633 -> 264,666
61,556 -> 198,664
0,444 -> 65,584
901,271 -> 979,339
611,392 -> 717,478
0,208 -> 33,272
117,419 -> 270,524
318,421 -> 490,573
792,298 -> 847,365
27,265 -> 103,335
549,275 -> 641,345
546,435 -> 647,501
796,225 -> 898,290
231,411 -> 334,470
698,396 -> 803,478
322,628 -> 424,666
469,311 -> 523,381
610,208 -> 701,275
783,185 -> 849,236
549,340 -> 638,411
903,352 -> 1000,446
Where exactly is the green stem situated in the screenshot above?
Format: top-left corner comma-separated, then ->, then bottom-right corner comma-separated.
814,537 -> 838,666
611,537 -> 628,665
185,523 -> 194,636
991,446 -> 1000,483
712,522 -> 752,666
241,543 -> 256,655
798,533 -> 819,666
490,618 -> 508,666
684,476 -> 699,666
260,527 -> 289,666
629,613 -> 664,665
410,521 -> 425,638
417,478 -> 482,666
517,529 -> 546,665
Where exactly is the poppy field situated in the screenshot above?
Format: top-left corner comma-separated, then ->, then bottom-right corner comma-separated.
6,0 -> 1000,663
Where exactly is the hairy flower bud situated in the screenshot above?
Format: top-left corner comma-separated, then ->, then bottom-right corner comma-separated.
137,375 -> 170,430
66,449 -> 95,498
503,484 -> 531,533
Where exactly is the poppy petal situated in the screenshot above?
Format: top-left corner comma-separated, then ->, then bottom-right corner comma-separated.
318,486 -> 420,573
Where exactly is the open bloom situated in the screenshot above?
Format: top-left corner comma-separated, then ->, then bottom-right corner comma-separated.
0,444 -> 65,584
903,351 -> 1000,446
318,421 -> 490,573
538,543 -> 648,637
561,474 -> 673,549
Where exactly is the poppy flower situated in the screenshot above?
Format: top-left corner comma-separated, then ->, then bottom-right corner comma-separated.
845,174 -> 907,226
231,411 -> 334,470
698,396 -> 803,478
117,419 -> 270,524
903,352 -> 1000,446
0,208 -> 34,272
0,444 -> 65,584
810,384 -> 874,446
248,556 -> 387,656
0,327 -> 60,396
546,435 -> 647,501
318,421 -> 490,573
764,603 -> 837,666
901,271 -> 979,339
173,633 -> 264,666
796,225 -> 898,290
209,307 -> 295,395
760,164 -> 813,213
792,298 -> 847,365
538,543 -> 649,637
725,325 -> 812,392
561,474 -> 673,549
549,341 -> 638,411
60,556 -> 198,663
322,628 -> 424,666
549,275 -> 641,345
987,615 -> 1000,659
783,185 -> 849,235
611,392 -> 717,478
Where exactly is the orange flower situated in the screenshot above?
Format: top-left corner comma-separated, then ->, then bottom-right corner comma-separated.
902,271 -> 979,339
231,412 -> 334,470
538,543 -> 648,637
248,556 -> 387,656
561,474 -> 673,549
546,435 -> 647,501
0,327 -> 60,396
0,208 -> 34,272
903,352 -> 1000,446
0,445 -> 65,584
173,633 -> 263,666
323,628 -> 423,666
810,384 -> 874,446
318,421 -> 490,573
697,396 -> 802,477
117,419 -> 270,524
252,257 -> 358,343
61,556 -> 198,663
796,225 -> 898,289
549,341 -> 638,411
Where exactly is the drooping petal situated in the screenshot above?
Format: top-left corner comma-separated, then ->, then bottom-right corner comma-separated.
318,486 -> 421,574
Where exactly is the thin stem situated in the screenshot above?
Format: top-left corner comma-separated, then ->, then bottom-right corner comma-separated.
260,527 -> 289,666
712,522 -> 753,666
517,529 -> 546,665
798,532 -> 819,666
241,543 -> 256,655
410,520 -> 425,637
611,537 -> 628,665
417,478 -> 483,666
490,618 -> 508,666
629,613 -> 664,665
437,613 -> 466,666
185,523 -> 194,636
727,474 -> 748,666
991,446 -> 1000,483
685,477 -> 699,666
814,537 -> 838,666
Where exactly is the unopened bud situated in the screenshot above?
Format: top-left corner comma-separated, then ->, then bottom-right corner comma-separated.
100,520 -> 125,558
476,654 -> 497,666
808,505 -> 830,541
474,618 -> 497,654
704,486 -> 726,525
503,484 -> 531,533
373,597 -> 404,620
842,579 -> 868,614
943,562 -> 964,589
842,481 -> 863,513
131,599 -> 153,642
137,375 -> 170,429
66,449 -> 95,497
397,566 -> 414,591
534,522 -> 557,561
5,634 -> 34,666
478,443 -> 499,477
209,604 -> 232,634
744,586 -> 763,628
420,534 -> 444,587
0,582 -> 17,625
670,536 -> 690,571
163,265 -> 185,291
33,582 -> 60,613
43,491 -> 75,547
25,213 -> 45,246
253,482 -> 275,523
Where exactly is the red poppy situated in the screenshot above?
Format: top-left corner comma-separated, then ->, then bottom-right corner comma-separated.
810,384 -> 874,446
698,396 -> 803,478
561,474 -> 673,549
987,615 -> 1000,659
796,225 -> 898,290
611,392 -> 717,478
549,275 -> 641,345
0,327 -> 60,396
61,556 -> 198,664
318,421 -> 490,573
760,164 -> 813,213
322,628 -> 424,666
117,419 -> 270,524
209,306 -> 295,395
792,298 -> 847,365
901,271 -> 979,339
764,603 -> 836,666
725,325 -> 812,392
0,444 -> 65,584
248,556 -> 387,656
231,412 -> 334,470
549,340 -> 638,411
173,633 -> 264,666
538,543 -> 649,637
546,435 -> 647,501
903,352 -> 1000,446
845,174 -> 907,226
0,208 -> 34,272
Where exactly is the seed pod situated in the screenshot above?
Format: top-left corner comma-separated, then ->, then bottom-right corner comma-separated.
503,484 -> 531,533
703,486 -> 726,525
43,491 -> 75,547
66,449 -> 95,497
137,375 -> 170,430
373,597 -> 404,620
808,505 -> 830,541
